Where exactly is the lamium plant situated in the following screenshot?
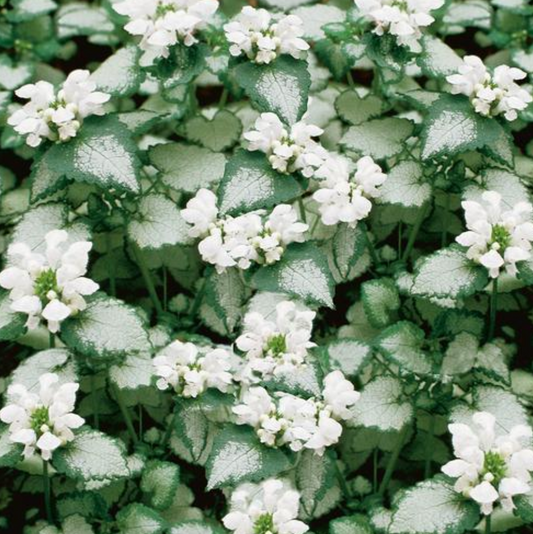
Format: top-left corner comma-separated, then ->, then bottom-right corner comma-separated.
1,1 -> 533,534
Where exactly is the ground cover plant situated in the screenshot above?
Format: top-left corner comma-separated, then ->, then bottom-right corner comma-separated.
1,0 -> 533,533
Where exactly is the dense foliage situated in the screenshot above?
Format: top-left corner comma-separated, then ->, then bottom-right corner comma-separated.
1,0 -> 533,533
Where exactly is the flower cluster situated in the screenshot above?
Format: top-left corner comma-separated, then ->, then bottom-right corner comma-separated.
233,371 -> 360,455
224,6 -> 309,65
442,412 -> 533,515
244,113 -> 327,177
456,191 -> 533,278
181,189 -> 308,273
313,154 -> 387,227
354,0 -> 444,49
236,301 -> 316,383
153,340 -> 234,398
0,373 -> 84,461
0,230 -> 99,333
114,0 -> 218,65
447,56 -> 532,121
8,70 -> 110,147
223,479 -> 308,534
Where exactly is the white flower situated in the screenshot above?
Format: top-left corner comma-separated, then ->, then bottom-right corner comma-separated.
0,230 -> 99,333
182,190 -> 307,273
256,205 -> 308,265
447,56 -> 532,121
181,188 -> 219,238
223,479 -> 309,534
313,155 -> 387,227
0,373 -> 84,461
244,113 -> 327,177
354,0 -> 444,49
114,0 -> 218,65
442,411 -> 533,515
8,70 -> 110,147
224,6 -> 309,65
322,370 -> 361,420
153,340 -> 234,397
456,191 -> 533,278
233,370 -> 358,455
236,301 -> 315,383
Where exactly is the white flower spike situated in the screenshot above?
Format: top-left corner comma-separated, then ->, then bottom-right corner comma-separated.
244,112 -> 327,177
224,6 -> 309,65
114,0 -> 218,65
0,373 -> 84,461
233,371 -> 359,455
153,340 -> 233,397
8,70 -> 110,147
456,191 -> 533,278
182,189 -> 308,273
223,479 -> 309,534
442,411 -> 533,515
447,56 -> 532,121
0,230 -> 99,333
313,154 -> 387,227
354,0 -> 444,49
236,300 -> 316,382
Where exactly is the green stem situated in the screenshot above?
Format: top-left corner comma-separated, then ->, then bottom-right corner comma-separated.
218,87 -> 229,108
49,332 -> 55,349
373,448 -> 379,493
378,426 -> 408,497
488,278 -> 499,342
132,243 -> 164,316
163,267 -> 168,312
111,383 -> 138,446
107,234 -> 116,297
485,514 -> 492,534
161,409 -> 179,451
91,375 -> 99,430
333,460 -> 351,500
364,227 -> 380,266
441,194 -> 450,248
298,197 -> 307,224
398,222 -> 403,259
43,460 -> 53,524
401,203 -> 429,263
190,279 -> 206,319
424,416 -> 435,479
347,71 -> 355,88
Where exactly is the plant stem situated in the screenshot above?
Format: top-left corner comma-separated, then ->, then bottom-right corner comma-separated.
49,332 -> 55,349
364,227 -> 380,266
218,87 -> 229,108
131,243 -> 164,316
441,194 -> 450,248
485,514 -> 492,534
347,71 -> 355,88
190,279 -> 206,319
333,459 -> 351,500
424,416 -> 435,478
402,203 -> 429,263
163,267 -> 168,312
111,383 -> 138,446
488,278 -> 499,342
373,448 -> 379,493
43,460 -> 53,524
298,197 -> 307,224
378,426 -> 408,497
91,375 -> 99,430
398,222 -> 403,259
161,408 -> 178,450
107,234 -> 116,297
